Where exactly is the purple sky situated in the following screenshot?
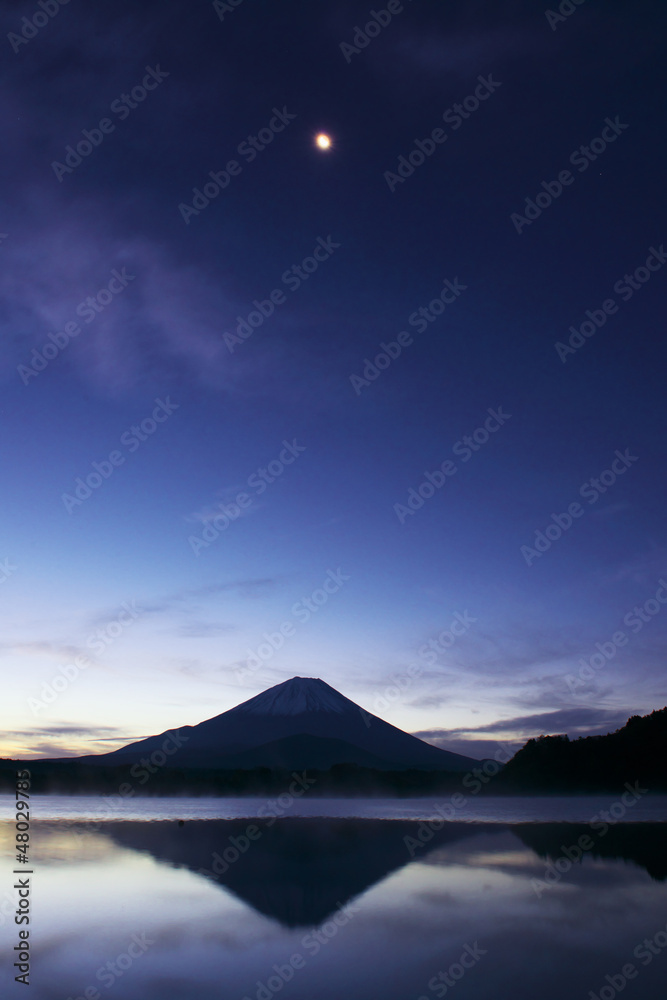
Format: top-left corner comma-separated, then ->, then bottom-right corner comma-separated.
1,0 -> 666,760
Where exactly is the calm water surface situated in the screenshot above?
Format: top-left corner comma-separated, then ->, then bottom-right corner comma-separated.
1,796 -> 666,999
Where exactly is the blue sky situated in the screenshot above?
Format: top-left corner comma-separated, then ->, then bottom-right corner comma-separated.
1,0 -> 666,760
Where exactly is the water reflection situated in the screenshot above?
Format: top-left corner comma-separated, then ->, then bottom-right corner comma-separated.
0,817 -> 665,1000
100,819 -> 667,925
514,823 -> 667,881
102,818 -> 502,926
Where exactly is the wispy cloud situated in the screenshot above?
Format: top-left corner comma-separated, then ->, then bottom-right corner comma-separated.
0,212 -> 238,394
87,578 -> 279,626
138,578 -> 280,615
1,724 -> 143,759
416,706 -> 637,743
3,725 -> 123,738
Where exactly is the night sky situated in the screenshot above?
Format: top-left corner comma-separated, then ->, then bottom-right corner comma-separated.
1,0 -> 666,760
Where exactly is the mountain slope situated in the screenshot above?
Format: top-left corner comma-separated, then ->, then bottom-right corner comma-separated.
72,676 -> 479,772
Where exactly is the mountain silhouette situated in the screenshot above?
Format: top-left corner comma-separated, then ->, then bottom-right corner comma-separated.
97,818 -> 667,928
70,676 -> 479,772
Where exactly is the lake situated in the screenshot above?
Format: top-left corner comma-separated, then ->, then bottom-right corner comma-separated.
1,796 -> 666,999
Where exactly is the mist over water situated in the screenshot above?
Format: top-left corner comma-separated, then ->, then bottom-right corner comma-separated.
2,794 -> 667,822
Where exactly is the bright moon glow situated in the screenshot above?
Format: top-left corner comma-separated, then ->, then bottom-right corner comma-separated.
316,133 -> 332,150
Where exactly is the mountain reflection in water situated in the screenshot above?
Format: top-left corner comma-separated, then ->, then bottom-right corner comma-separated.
100,818 -> 667,926
2,815 -> 666,1000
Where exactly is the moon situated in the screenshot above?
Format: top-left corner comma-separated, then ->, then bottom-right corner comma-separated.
315,133 -> 332,150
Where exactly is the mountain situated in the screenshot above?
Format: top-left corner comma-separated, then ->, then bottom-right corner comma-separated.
68,676 -> 479,772
497,707 -> 667,792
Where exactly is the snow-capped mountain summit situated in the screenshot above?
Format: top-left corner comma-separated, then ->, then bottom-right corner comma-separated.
231,677 -> 362,717
76,676 -> 479,772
